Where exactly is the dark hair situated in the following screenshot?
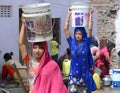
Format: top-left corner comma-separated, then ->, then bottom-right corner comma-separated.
74,27 -> 87,40
91,36 -> 98,47
107,40 -> 115,49
3,52 -> 13,61
66,48 -> 71,55
33,42 -> 44,49
100,38 -> 107,48
118,51 -> 120,57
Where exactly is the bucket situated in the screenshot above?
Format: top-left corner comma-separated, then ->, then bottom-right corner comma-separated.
22,3 -> 53,42
70,1 -> 90,27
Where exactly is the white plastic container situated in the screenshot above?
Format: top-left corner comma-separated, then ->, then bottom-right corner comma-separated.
70,1 -> 90,27
22,3 -> 53,42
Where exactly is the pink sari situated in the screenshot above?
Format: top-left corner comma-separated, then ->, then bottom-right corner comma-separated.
34,42 -> 68,93
95,46 -> 111,79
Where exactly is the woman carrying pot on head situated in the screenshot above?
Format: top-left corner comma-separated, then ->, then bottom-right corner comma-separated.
19,17 -> 68,93
64,8 -> 97,93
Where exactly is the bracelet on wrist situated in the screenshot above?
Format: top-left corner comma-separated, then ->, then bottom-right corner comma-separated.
89,20 -> 93,22
22,22 -> 25,24
66,19 -> 70,22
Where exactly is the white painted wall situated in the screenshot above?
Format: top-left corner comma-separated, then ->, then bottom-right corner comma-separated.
115,10 -> 120,68
0,0 -> 41,74
116,10 -> 120,52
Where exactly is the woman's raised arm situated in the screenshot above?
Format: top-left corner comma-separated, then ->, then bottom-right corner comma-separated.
87,8 -> 94,37
18,17 -> 28,60
64,9 -> 71,39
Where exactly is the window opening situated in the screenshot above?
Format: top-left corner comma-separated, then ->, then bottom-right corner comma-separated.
0,5 -> 12,17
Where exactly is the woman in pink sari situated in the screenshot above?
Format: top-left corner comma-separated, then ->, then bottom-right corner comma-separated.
19,18 -> 68,93
95,38 -> 116,79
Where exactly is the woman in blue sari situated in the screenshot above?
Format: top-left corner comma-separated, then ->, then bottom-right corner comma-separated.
64,8 -> 96,93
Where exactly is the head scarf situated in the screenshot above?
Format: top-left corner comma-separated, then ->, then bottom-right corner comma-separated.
33,42 -> 51,70
72,27 -> 93,67
34,41 -> 68,93
74,27 -> 87,41
3,52 -> 13,61
33,42 -> 43,47
71,27 -> 87,57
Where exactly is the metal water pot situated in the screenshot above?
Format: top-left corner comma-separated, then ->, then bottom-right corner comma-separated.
102,75 -> 112,86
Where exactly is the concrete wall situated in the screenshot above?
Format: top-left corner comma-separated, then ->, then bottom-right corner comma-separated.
90,0 -> 120,68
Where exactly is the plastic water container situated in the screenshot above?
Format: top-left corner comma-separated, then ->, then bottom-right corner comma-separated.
93,73 -> 101,89
22,3 -> 53,42
62,59 -> 71,76
70,1 -> 90,27
110,69 -> 120,87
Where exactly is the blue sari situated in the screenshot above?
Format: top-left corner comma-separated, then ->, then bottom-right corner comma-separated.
67,27 -> 96,93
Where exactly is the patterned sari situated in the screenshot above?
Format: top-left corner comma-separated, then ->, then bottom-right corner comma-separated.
67,27 -> 97,93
